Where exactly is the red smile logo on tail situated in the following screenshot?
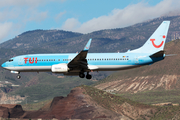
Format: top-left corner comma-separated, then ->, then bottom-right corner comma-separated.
150,39 -> 164,48
150,35 -> 165,48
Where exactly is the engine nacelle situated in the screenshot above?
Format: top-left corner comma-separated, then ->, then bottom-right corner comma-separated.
51,63 -> 69,73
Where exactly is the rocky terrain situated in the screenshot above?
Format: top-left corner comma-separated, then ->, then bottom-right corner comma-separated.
0,104 -> 24,118
0,86 -> 159,119
0,90 -> 25,104
1,86 -> 180,119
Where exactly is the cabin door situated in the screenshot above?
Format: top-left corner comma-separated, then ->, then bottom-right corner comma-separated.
134,56 -> 139,64
18,57 -> 24,65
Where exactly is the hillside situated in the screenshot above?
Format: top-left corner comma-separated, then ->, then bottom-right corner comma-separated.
0,86 -> 157,119
8,73 -> 96,103
1,15 -> 180,55
1,85 -> 180,119
0,30 -> 83,51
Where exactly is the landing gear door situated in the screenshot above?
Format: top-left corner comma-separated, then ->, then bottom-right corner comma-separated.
18,57 -> 24,65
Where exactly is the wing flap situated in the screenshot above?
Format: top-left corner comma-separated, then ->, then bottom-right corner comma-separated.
88,65 -> 98,70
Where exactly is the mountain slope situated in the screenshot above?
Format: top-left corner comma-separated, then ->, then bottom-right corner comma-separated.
8,73 -> 95,103
9,86 -> 158,119
2,85 -> 180,120
0,30 -> 83,50
1,15 -> 180,55
95,39 -> 180,94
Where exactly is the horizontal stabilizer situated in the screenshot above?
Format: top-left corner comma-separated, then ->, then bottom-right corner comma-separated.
150,50 -> 164,58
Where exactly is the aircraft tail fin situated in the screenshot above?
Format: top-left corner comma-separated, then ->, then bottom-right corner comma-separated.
127,21 -> 170,54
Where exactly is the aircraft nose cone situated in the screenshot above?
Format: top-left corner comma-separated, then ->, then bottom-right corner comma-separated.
1,62 -> 6,68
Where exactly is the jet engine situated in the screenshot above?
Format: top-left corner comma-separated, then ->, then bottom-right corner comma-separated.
51,63 -> 69,72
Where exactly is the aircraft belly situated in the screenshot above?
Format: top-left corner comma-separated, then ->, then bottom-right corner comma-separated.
96,65 -> 140,71
5,66 -> 51,72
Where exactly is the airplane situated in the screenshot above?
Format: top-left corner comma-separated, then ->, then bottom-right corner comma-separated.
1,21 -> 170,79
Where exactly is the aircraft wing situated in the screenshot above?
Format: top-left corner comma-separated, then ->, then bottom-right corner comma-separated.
68,39 -> 92,70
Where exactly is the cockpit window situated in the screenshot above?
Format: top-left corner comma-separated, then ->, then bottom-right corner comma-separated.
9,59 -> 13,62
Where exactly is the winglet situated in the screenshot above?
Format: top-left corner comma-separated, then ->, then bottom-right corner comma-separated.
68,38 -> 92,68
83,38 -> 92,51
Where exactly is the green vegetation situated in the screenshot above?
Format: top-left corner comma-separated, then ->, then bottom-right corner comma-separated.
152,106 -> 180,120
22,99 -> 52,111
119,89 -> 180,105
81,85 -> 149,109
9,73 -> 95,104
17,85 -> 180,120
82,85 -> 180,120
